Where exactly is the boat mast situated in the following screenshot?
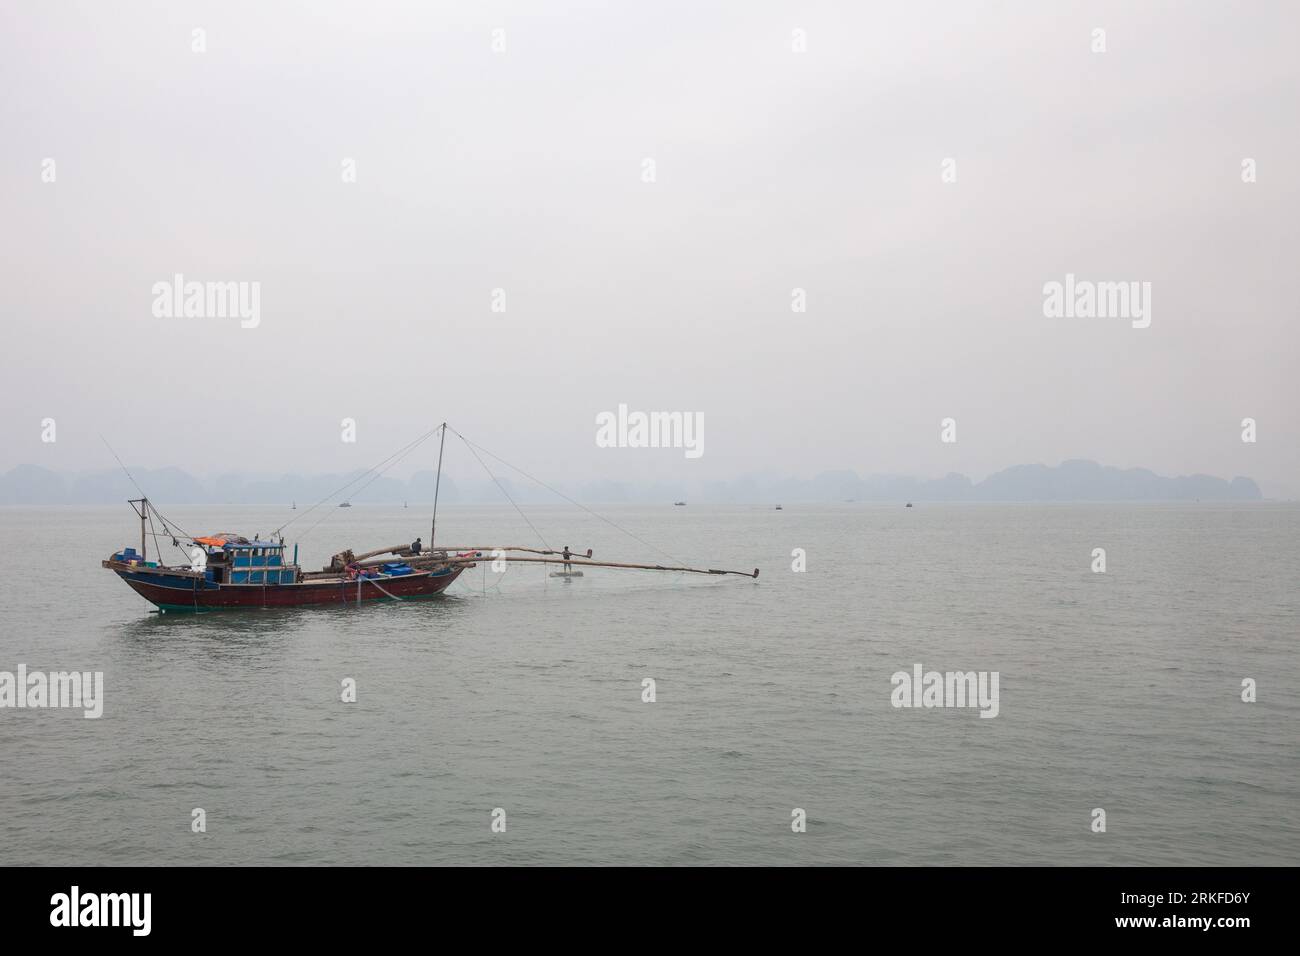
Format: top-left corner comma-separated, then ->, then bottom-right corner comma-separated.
128,497 -> 148,561
430,422 -> 446,551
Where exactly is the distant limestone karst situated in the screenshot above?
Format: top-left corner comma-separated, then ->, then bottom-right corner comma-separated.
0,459 -> 1266,505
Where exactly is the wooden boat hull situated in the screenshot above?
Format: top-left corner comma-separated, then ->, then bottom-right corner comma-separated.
110,563 -> 465,613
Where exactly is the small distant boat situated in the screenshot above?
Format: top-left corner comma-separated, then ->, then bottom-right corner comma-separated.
674,501 -> 686,506
291,501 -> 296,510
774,505 -> 783,511
404,501 -> 408,509
339,501 -> 352,508
549,570 -> 584,579
906,502 -> 913,508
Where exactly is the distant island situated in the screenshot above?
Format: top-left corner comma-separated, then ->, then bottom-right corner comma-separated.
0,459 -> 1263,505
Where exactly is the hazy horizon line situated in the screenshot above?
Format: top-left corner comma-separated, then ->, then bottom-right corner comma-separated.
0,458 -> 1277,504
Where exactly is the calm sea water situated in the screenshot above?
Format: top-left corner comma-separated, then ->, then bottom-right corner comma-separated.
1,503 -> 1296,866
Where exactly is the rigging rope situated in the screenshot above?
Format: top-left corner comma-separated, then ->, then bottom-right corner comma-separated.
454,431 -> 551,552
353,574 -> 403,602
103,424 -> 691,575
100,434 -> 195,563
276,426 -> 440,539
292,434 -> 435,543
447,427 -> 685,566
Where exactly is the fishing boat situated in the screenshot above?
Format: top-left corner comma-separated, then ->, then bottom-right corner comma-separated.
102,424 -> 758,613
338,501 -> 351,508
103,517 -> 466,612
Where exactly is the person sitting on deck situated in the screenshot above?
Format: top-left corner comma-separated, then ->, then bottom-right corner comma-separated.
410,537 -> 422,555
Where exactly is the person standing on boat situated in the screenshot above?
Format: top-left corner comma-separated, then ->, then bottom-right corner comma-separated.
562,545 -> 572,574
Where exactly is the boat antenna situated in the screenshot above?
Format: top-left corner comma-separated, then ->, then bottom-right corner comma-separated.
430,422 -> 446,551
100,434 -> 148,499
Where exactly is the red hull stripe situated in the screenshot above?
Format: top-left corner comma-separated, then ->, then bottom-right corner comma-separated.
117,567 -> 464,610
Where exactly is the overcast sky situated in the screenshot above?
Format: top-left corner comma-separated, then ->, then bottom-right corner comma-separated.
2,1 -> 1296,494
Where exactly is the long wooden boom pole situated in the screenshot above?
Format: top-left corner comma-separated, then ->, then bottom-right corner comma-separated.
433,546 -> 593,558
342,544 -> 756,578
444,555 -> 760,579
347,544 -> 592,565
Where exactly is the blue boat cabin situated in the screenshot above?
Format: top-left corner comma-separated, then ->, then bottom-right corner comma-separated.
228,542 -> 293,584
191,536 -> 298,585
